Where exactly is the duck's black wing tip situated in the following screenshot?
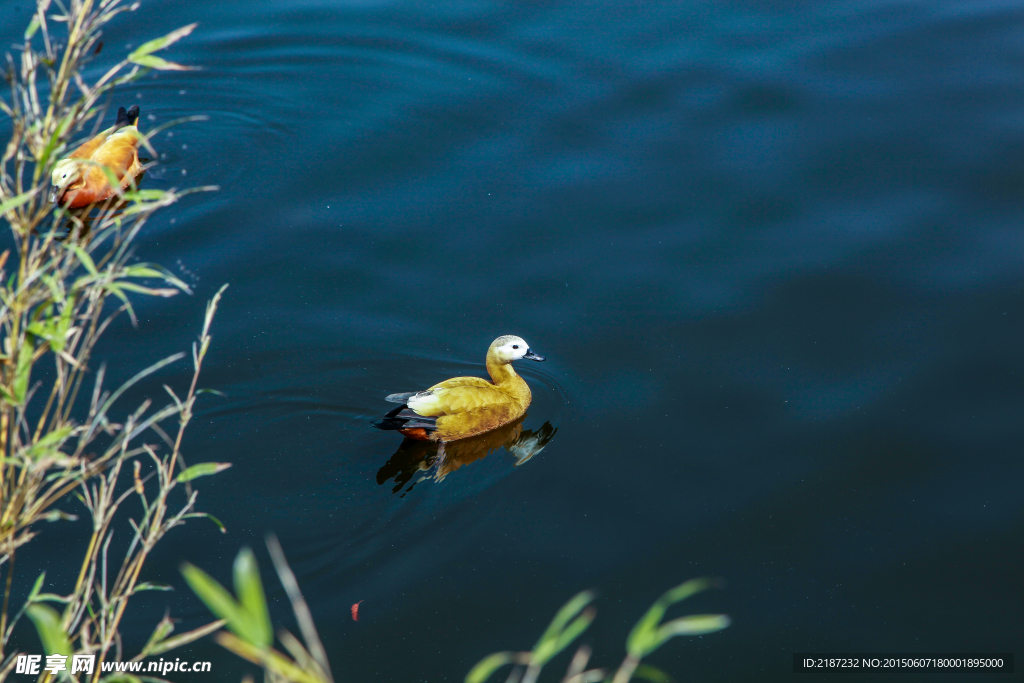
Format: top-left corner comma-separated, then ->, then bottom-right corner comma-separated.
373,404 -> 438,432
115,105 -> 141,129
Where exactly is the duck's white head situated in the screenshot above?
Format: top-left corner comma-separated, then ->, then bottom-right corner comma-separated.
49,159 -> 81,202
489,335 -> 545,364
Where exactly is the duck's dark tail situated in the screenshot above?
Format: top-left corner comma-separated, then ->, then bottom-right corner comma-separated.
373,403 -> 438,434
115,105 -> 141,129
373,404 -> 410,431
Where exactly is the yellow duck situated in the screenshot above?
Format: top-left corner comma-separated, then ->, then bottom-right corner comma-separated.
375,335 -> 545,442
50,105 -> 143,208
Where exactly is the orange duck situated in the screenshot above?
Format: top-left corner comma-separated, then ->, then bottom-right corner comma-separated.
50,105 -> 143,208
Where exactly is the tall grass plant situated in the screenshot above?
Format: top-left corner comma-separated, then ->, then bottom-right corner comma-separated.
0,0 -> 226,678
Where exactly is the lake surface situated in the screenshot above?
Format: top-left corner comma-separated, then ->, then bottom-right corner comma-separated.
2,0 -> 1022,679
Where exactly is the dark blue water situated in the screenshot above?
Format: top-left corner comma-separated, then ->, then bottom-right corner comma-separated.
2,0 -> 1022,679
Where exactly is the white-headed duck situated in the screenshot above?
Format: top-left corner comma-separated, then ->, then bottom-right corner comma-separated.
375,335 -> 545,442
50,105 -> 143,208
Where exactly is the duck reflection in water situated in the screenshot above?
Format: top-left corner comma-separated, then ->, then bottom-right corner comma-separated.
376,415 -> 557,495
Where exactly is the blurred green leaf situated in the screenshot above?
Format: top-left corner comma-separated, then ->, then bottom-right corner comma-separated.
0,190 -> 35,215
128,24 -> 196,60
551,608 -> 595,654
662,577 -> 717,604
532,590 -> 596,667
180,562 -> 257,645
150,620 -> 226,658
26,319 -> 53,344
52,303 -> 74,352
130,54 -> 193,71
215,631 -> 326,683
115,282 -> 179,297
25,302 -> 71,353
69,245 -> 98,277
25,425 -> 73,459
38,116 -> 73,174
103,283 -> 136,321
139,614 -> 175,659
28,572 -> 46,600
24,16 -> 39,40
233,548 -> 272,650
134,582 -> 173,593
465,652 -> 516,683
626,578 -> 721,658
12,344 -> 34,405
40,509 -> 78,523
654,614 -> 730,645
120,189 -> 168,202
123,265 -> 167,279
26,604 -> 72,657
176,461 -> 231,482
633,664 -> 674,683
182,511 -> 227,533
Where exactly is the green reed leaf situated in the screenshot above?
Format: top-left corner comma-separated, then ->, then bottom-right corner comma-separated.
216,632 -> 325,683
654,614 -> 731,645
139,614 -> 175,659
123,265 -> 166,279
145,619 -> 226,658
28,572 -> 46,600
633,664 -> 674,683
134,582 -> 173,593
69,245 -> 98,277
128,23 -> 197,60
0,190 -> 35,215
24,17 -> 40,41
26,604 -> 72,657
626,578 -> 722,658
181,562 -> 262,646
131,54 -> 193,71
25,425 -> 74,459
233,547 -> 272,650
176,461 -> 232,482
12,343 -> 34,405
532,590 -> 596,667
465,652 -> 516,683
115,282 -> 180,297
182,512 -> 228,533
549,608 -> 595,661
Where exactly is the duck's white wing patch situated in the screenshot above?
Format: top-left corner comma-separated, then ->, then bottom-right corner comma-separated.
407,390 -> 442,416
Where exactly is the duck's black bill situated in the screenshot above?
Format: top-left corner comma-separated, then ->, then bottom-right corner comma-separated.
48,187 -> 59,204
523,349 -> 545,361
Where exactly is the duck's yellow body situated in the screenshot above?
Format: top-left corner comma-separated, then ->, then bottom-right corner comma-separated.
410,356 -> 533,441
375,335 -> 545,442
50,105 -> 143,209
